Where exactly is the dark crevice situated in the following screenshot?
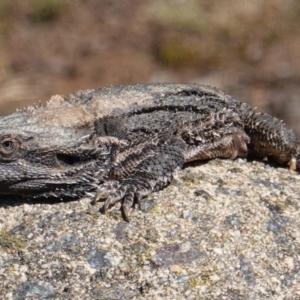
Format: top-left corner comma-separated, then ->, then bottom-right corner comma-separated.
56,154 -> 82,166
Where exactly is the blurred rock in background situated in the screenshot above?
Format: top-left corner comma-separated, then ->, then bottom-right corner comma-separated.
0,0 -> 299,136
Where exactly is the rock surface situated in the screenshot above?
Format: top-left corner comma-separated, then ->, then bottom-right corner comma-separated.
0,158 -> 299,299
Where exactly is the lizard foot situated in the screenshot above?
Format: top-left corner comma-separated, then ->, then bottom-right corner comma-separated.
97,182 -> 144,221
94,142 -> 185,220
90,181 -> 120,205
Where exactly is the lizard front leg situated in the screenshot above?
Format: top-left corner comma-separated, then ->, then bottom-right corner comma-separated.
95,141 -> 185,221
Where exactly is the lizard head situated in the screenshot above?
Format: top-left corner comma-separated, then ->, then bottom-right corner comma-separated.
0,127 -> 123,200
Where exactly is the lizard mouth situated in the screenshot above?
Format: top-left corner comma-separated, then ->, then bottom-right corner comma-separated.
1,178 -> 93,200
0,173 -> 81,191
2,178 -> 79,194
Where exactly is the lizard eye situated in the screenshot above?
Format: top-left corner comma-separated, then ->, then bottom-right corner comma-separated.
3,141 -> 13,150
0,138 -> 19,158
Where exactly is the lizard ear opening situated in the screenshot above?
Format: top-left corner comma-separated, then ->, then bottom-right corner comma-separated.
56,153 -> 81,166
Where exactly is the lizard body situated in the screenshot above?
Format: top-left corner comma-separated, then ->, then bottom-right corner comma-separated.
0,83 -> 298,220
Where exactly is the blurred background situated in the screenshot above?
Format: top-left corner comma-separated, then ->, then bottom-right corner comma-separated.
0,0 -> 299,135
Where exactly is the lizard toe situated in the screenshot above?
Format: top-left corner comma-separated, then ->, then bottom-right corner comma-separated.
92,181 -> 121,205
99,184 -> 127,211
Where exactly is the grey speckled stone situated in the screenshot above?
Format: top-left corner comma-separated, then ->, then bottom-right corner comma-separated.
239,256 -> 256,286
152,241 -> 205,266
14,282 -> 55,300
265,215 -> 290,234
86,248 -> 113,270
95,283 -> 140,300
194,189 -> 211,199
0,159 -> 300,299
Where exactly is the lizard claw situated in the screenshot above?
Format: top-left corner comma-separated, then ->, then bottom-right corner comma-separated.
91,181 -> 120,205
97,182 -> 142,221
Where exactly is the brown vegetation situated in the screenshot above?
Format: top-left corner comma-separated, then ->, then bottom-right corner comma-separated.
0,0 -> 299,134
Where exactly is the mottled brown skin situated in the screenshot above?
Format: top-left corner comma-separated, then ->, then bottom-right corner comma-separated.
0,83 -> 298,220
